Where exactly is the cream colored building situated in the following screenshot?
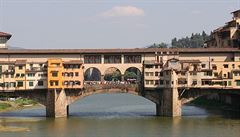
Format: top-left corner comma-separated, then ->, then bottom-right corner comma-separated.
206,9 -> 240,48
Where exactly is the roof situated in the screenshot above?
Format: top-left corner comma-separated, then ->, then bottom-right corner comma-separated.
15,60 -> 27,65
0,61 -> 15,64
231,9 -> 240,14
63,60 -> 83,64
180,60 -> 201,63
0,48 -> 240,54
0,32 -> 12,40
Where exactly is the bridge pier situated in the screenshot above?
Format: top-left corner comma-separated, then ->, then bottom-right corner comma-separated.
46,89 -> 68,118
156,87 -> 182,117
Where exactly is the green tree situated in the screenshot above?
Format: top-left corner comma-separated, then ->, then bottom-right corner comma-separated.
124,71 -> 137,80
148,42 -> 168,48
171,32 -> 209,48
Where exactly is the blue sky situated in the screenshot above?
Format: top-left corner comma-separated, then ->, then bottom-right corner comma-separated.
0,0 -> 239,49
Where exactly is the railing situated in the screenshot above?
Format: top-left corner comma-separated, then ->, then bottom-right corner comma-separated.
84,82 -> 140,93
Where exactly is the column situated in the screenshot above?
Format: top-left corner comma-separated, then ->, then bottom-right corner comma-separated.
121,54 -> 124,64
157,87 -> 182,117
46,89 -> 68,117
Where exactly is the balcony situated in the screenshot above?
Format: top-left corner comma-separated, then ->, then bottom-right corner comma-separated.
26,67 -> 47,72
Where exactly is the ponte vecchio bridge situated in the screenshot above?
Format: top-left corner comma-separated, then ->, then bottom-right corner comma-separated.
0,32 -> 240,117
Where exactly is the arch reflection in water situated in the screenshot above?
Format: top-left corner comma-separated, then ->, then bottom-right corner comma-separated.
69,93 -> 155,117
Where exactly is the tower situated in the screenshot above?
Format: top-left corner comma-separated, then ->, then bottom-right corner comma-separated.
0,32 -> 12,49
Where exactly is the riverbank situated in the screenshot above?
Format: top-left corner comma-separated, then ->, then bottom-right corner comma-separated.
0,98 -> 37,112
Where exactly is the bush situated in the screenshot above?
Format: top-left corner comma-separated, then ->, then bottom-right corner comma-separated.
0,103 -> 11,110
15,98 -> 37,106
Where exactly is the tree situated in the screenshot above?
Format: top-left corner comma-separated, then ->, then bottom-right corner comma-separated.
104,71 -> 121,81
124,71 -> 137,80
171,32 -> 209,48
148,42 -> 168,48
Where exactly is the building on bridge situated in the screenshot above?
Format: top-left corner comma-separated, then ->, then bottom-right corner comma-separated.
205,9 -> 240,48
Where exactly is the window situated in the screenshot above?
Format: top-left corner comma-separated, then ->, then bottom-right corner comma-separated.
17,81 -> 23,87
201,64 -> 206,68
145,65 -> 153,69
212,65 -> 217,70
236,80 -> 240,86
18,66 -> 23,70
55,81 -> 59,86
192,80 -> 197,85
16,73 -> 20,77
166,80 -> 170,85
52,72 -> 58,77
160,72 -> 163,76
124,55 -> 141,63
155,65 -> 158,69
228,81 -> 232,86
27,73 -> 35,77
29,81 -> 34,87
232,64 -> 235,69
155,72 -> 159,76
104,55 -> 121,64
214,72 -> 218,77
84,55 -> 101,64
20,73 -> 25,77
38,81 -> 44,86
155,80 -> 159,85
159,80 -> 164,85
75,72 -> 79,76
223,64 -> 229,68
149,72 -> 154,76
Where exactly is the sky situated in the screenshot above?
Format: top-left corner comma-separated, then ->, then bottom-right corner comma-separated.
0,0 -> 239,49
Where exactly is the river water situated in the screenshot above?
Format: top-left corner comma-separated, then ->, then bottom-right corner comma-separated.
0,93 -> 239,137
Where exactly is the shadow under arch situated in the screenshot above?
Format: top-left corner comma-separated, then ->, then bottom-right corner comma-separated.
104,67 -> 122,81
124,67 -> 142,82
84,67 -> 101,81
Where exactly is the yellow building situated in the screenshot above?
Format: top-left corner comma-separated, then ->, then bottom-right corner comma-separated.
47,59 -> 63,89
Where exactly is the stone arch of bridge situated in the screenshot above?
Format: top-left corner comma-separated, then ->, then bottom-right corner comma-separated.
84,67 -> 102,81
179,88 -> 240,105
66,89 -> 159,106
123,67 -> 142,82
103,67 -> 122,81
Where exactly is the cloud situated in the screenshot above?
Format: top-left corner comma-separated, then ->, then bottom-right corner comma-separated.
101,6 -> 145,17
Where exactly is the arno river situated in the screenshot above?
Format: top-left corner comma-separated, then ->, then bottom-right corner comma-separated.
0,93 -> 239,137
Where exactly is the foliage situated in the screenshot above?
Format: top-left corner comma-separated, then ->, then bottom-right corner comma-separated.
147,31 -> 209,48
148,42 -> 168,48
171,31 -> 209,48
124,71 -> 137,80
15,98 -> 37,106
104,71 -> 121,81
0,103 -> 11,110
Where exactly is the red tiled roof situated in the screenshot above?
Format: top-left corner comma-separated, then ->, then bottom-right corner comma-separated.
0,32 -> 12,40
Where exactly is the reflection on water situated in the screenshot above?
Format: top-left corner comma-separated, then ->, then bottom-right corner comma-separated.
0,93 -> 239,137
